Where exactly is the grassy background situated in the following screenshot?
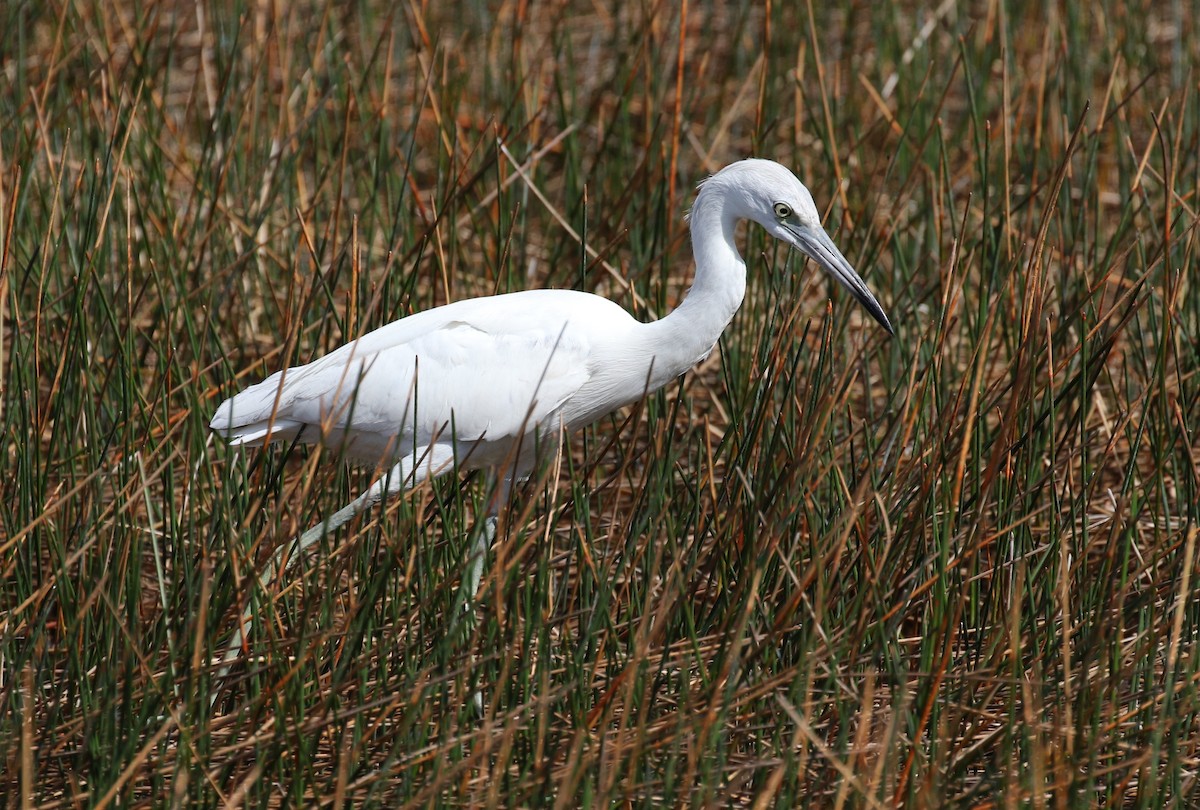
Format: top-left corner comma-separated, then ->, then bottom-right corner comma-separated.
3,0 -> 1199,805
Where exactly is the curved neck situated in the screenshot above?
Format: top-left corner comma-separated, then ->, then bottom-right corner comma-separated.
642,185 -> 747,389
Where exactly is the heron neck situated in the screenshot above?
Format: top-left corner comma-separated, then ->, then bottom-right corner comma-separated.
643,188 -> 746,389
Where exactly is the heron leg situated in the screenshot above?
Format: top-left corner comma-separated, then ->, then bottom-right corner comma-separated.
214,445 -> 453,700
449,476 -> 511,716
450,473 -> 510,629
465,516 -> 495,716
450,515 -> 496,630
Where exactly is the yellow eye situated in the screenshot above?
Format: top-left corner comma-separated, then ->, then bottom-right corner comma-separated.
773,202 -> 792,219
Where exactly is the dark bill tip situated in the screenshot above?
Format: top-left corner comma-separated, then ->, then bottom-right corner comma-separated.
791,225 -> 894,336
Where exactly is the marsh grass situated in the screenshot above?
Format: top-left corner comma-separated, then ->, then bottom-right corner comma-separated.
2,0 -> 1199,805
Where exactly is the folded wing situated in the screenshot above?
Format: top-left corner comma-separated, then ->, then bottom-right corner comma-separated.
211,295 -> 596,465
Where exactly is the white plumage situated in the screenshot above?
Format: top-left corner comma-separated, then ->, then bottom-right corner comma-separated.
210,289 -> 616,471
210,158 -> 892,683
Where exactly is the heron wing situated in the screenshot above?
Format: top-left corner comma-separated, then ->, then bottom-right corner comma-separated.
211,290 -> 612,458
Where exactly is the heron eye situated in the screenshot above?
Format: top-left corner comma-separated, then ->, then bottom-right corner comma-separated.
773,202 -> 792,219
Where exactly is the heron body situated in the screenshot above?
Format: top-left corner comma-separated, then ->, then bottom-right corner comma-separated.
211,288 -> 688,478
212,160 -> 890,480
210,158 -> 892,688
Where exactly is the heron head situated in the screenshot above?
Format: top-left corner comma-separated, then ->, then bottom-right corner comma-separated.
711,159 -> 895,335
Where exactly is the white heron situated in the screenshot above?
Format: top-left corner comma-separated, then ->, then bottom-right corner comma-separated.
210,158 -> 893,685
